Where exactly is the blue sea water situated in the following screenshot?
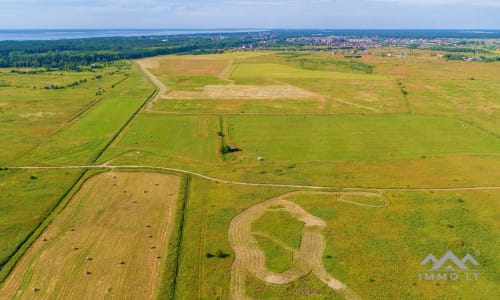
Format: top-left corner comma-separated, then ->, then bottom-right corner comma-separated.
0,29 -> 498,41
0,29 -> 260,41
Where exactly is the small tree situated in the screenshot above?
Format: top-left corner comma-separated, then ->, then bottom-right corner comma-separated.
216,249 -> 230,258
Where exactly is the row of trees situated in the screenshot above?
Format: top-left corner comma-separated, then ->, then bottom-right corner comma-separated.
443,53 -> 500,62
1,31 -> 498,70
0,34 -> 257,70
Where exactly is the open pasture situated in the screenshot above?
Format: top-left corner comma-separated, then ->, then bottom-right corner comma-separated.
99,114 -> 220,165
173,177 -> 499,299
141,53 -> 402,114
165,84 -> 320,100
228,63 -> 392,83
0,169 -> 83,269
97,52 -> 498,192
360,53 -> 500,132
0,62 -> 153,166
0,62 -> 156,292
405,78 -> 500,133
227,114 -> 499,161
154,98 -> 322,114
142,51 -> 500,117
0,65 -> 128,165
0,171 -> 180,300
12,64 -> 153,166
0,49 -> 498,300
140,56 -> 230,92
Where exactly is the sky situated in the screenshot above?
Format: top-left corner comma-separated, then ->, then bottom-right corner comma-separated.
0,0 -> 499,29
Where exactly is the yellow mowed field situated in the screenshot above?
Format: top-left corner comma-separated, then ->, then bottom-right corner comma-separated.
0,172 -> 180,300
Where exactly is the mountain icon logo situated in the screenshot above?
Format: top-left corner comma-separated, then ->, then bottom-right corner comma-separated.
420,250 -> 479,271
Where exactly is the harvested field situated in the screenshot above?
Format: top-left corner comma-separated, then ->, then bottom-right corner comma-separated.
0,171 -> 180,300
228,191 -> 380,300
165,84 -> 320,100
152,57 -> 230,77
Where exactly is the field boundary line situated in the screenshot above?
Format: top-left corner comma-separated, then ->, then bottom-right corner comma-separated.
144,111 -> 416,116
197,183 -> 208,300
7,165 -> 500,192
445,114 -> 500,139
170,175 -> 191,300
53,69 -> 132,136
51,98 -> 102,135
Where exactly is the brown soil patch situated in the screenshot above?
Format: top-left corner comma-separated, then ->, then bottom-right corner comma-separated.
150,57 -> 229,77
0,172 -> 180,300
166,84 -> 320,100
137,56 -> 161,70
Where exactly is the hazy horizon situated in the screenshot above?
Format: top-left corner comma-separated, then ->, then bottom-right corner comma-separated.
1,27 -> 499,30
1,0 -> 499,29
1,28 -> 498,42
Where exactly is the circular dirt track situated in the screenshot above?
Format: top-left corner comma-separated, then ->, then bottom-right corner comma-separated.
228,191 -> 382,300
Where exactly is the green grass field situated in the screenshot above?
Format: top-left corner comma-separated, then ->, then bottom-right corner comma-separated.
0,50 -> 498,299
227,114 -> 499,161
228,62 -> 392,82
172,178 -> 500,299
0,63 -> 133,165
0,62 -> 154,279
15,64 -> 153,165
0,169 -> 82,267
99,114 -> 220,165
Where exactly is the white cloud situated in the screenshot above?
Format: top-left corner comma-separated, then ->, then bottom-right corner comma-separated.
0,0 -> 498,28
369,0 -> 500,7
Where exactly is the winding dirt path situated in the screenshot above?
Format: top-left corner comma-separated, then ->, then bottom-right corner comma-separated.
219,59 -> 235,83
8,164 -> 500,192
229,191 -> 373,299
136,59 -> 168,111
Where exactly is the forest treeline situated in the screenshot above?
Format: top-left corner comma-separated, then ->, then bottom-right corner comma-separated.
1,30 -> 499,70
0,34 -> 260,70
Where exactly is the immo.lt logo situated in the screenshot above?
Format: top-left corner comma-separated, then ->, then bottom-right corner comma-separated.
419,250 -> 479,281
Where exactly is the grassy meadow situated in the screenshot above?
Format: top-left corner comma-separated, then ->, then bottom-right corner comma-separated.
172,178 -> 500,299
99,114 -> 221,165
0,169 -> 82,267
0,63 -> 134,165
0,49 -> 498,299
226,114 -> 499,161
131,51 -> 498,299
0,62 -> 155,282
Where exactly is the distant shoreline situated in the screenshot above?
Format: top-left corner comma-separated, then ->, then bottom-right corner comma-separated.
0,29 -> 266,41
0,28 -> 499,41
